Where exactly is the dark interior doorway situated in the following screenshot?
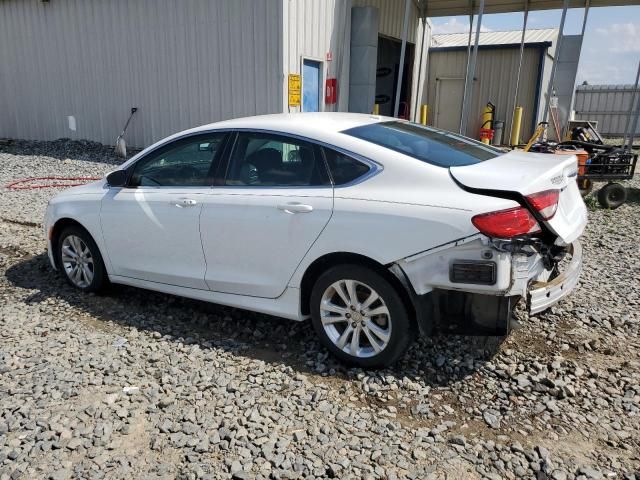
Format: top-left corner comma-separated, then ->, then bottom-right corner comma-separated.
375,36 -> 415,118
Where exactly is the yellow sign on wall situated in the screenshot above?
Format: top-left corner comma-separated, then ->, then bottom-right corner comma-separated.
288,74 -> 301,107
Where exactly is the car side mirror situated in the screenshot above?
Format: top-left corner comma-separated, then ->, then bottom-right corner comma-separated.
106,170 -> 128,187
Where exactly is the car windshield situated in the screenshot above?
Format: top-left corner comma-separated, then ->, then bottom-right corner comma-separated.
342,121 -> 504,167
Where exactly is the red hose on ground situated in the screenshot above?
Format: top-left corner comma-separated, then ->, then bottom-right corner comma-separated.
4,176 -> 102,190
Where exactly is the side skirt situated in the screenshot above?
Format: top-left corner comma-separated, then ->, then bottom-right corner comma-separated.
108,275 -> 305,321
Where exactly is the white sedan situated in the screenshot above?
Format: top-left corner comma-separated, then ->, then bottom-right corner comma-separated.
45,113 -> 587,367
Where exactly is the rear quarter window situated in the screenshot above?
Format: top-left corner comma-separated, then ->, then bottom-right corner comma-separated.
322,148 -> 371,185
343,121 -> 503,167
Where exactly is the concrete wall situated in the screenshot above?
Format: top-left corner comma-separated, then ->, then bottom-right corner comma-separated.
0,0 -> 283,148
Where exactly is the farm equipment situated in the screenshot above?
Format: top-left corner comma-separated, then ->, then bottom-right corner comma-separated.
525,121 -> 637,209
560,122 -> 637,209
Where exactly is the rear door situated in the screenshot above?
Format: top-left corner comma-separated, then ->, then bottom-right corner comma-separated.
199,131 -> 333,298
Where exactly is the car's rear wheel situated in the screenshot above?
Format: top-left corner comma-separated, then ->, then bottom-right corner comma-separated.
56,226 -> 108,292
310,264 -> 414,368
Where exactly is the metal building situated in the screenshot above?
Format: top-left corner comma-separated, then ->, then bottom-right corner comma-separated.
0,0 -> 430,148
428,28 -> 565,143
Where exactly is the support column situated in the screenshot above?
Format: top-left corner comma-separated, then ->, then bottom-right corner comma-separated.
460,2 -> 474,133
394,0 -> 412,117
459,0 -> 484,136
542,0 -> 569,123
508,0 -> 529,145
348,7 -> 379,113
625,60 -> 640,150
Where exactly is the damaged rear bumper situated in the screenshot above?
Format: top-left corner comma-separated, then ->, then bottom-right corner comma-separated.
528,241 -> 582,315
392,236 -> 582,336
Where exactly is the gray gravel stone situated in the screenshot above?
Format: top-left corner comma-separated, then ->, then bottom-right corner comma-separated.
0,139 -> 638,478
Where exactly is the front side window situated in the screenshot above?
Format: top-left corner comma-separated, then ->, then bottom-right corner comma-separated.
225,132 -> 330,187
130,133 -> 226,187
343,121 -> 503,167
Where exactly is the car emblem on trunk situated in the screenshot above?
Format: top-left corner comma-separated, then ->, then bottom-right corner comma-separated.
551,174 -> 564,185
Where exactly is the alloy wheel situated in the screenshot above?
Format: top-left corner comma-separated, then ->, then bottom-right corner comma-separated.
319,279 -> 392,358
61,235 -> 94,288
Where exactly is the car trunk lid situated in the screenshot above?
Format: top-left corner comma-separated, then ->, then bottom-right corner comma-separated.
450,150 -> 587,244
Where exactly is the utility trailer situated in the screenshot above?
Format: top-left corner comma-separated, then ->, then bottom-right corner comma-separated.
559,121 -> 637,209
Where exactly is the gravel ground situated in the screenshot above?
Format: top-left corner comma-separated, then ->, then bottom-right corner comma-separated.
1,139 -> 639,480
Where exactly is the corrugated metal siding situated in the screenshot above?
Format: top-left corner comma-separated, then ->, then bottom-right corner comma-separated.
353,0 -> 418,43
427,46 -> 543,140
574,84 -> 640,136
282,0 -> 352,112
0,0 -> 283,147
432,28 -> 557,48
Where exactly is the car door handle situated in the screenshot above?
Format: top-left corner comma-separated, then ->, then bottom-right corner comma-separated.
277,203 -> 313,214
172,198 -> 198,208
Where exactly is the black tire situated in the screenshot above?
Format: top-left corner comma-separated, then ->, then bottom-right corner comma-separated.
310,264 -> 414,368
55,225 -> 108,293
597,182 -> 627,209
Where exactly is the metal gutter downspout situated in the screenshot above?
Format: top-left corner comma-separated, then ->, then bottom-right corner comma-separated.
459,0 -> 484,136
394,0 -> 412,118
542,0 -> 569,123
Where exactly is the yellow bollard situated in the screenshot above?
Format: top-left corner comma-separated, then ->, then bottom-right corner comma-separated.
373,104 -> 379,115
511,106 -> 523,146
420,105 -> 428,125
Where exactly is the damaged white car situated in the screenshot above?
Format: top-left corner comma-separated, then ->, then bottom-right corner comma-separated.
45,113 -> 587,367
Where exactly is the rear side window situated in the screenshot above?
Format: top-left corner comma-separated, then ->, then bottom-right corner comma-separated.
343,121 -> 503,167
225,132 -> 330,187
323,148 -> 371,185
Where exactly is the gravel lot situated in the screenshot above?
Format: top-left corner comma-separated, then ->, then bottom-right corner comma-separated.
1,139 -> 639,480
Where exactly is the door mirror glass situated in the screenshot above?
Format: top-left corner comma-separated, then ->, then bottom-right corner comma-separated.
106,170 -> 128,187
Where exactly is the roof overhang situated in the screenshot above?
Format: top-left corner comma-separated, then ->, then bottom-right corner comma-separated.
416,0 -> 640,17
430,41 -> 552,51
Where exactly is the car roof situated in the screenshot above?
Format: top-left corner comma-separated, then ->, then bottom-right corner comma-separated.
123,113 -> 397,169
187,112 -> 390,137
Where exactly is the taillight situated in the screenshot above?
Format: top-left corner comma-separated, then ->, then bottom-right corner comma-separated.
472,207 -> 541,238
526,189 -> 560,220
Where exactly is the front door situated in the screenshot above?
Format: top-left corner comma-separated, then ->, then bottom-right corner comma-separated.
302,59 -> 322,112
200,131 -> 333,298
100,132 -> 228,289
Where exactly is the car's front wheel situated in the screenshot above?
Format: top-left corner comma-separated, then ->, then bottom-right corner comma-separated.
56,225 -> 108,292
310,264 -> 414,368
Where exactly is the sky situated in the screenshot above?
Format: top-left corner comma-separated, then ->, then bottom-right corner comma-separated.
430,6 -> 640,85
